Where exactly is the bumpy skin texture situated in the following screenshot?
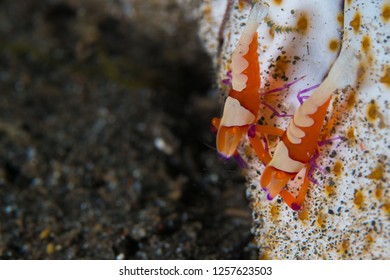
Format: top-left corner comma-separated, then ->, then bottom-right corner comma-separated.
199,0 -> 389,259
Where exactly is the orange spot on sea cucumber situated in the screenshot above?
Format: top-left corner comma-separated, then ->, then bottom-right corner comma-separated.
340,239 -> 350,254
354,190 -> 364,209
273,0 -> 283,5
364,233 -> 375,252
347,127 -> 355,140
202,5 -> 212,24
349,12 -> 361,33
268,28 -> 275,38
317,213 -> 324,227
297,14 -> 309,33
357,62 -> 367,85
259,252 -> 270,260
380,66 -> 390,87
346,0 -> 352,6
368,165 -> 384,180
382,4 -> 390,23
361,36 -> 371,53
325,185 -> 335,197
269,55 -> 291,83
298,209 -> 309,222
383,203 -> 390,214
366,234 -> 374,244
366,100 -> 379,122
328,39 -> 339,52
243,145 -> 253,158
346,89 -> 356,109
238,0 -> 245,11
275,55 -> 290,71
375,184 -> 383,200
333,161 -> 343,177
270,204 -> 279,220
337,12 -> 344,26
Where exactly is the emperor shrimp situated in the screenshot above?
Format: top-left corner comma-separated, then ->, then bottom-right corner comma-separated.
260,47 -> 359,211
212,2 -> 284,164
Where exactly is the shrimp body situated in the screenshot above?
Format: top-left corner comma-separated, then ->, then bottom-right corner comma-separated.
261,48 -> 358,210
260,96 -> 331,210
215,31 -> 260,158
212,2 -> 279,161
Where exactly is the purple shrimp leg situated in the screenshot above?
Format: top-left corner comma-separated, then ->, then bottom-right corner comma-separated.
233,152 -> 248,168
261,76 -> 306,96
318,136 -> 347,146
296,84 -> 320,105
260,101 -> 293,117
307,151 -> 325,185
218,152 -> 247,169
305,135 -> 348,184
248,124 -> 269,152
221,70 -> 232,86
261,78 -> 319,118
262,83 -> 320,117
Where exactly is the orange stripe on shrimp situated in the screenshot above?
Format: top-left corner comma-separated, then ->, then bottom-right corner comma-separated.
260,48 -> 359,211
212,2 -> 283,165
